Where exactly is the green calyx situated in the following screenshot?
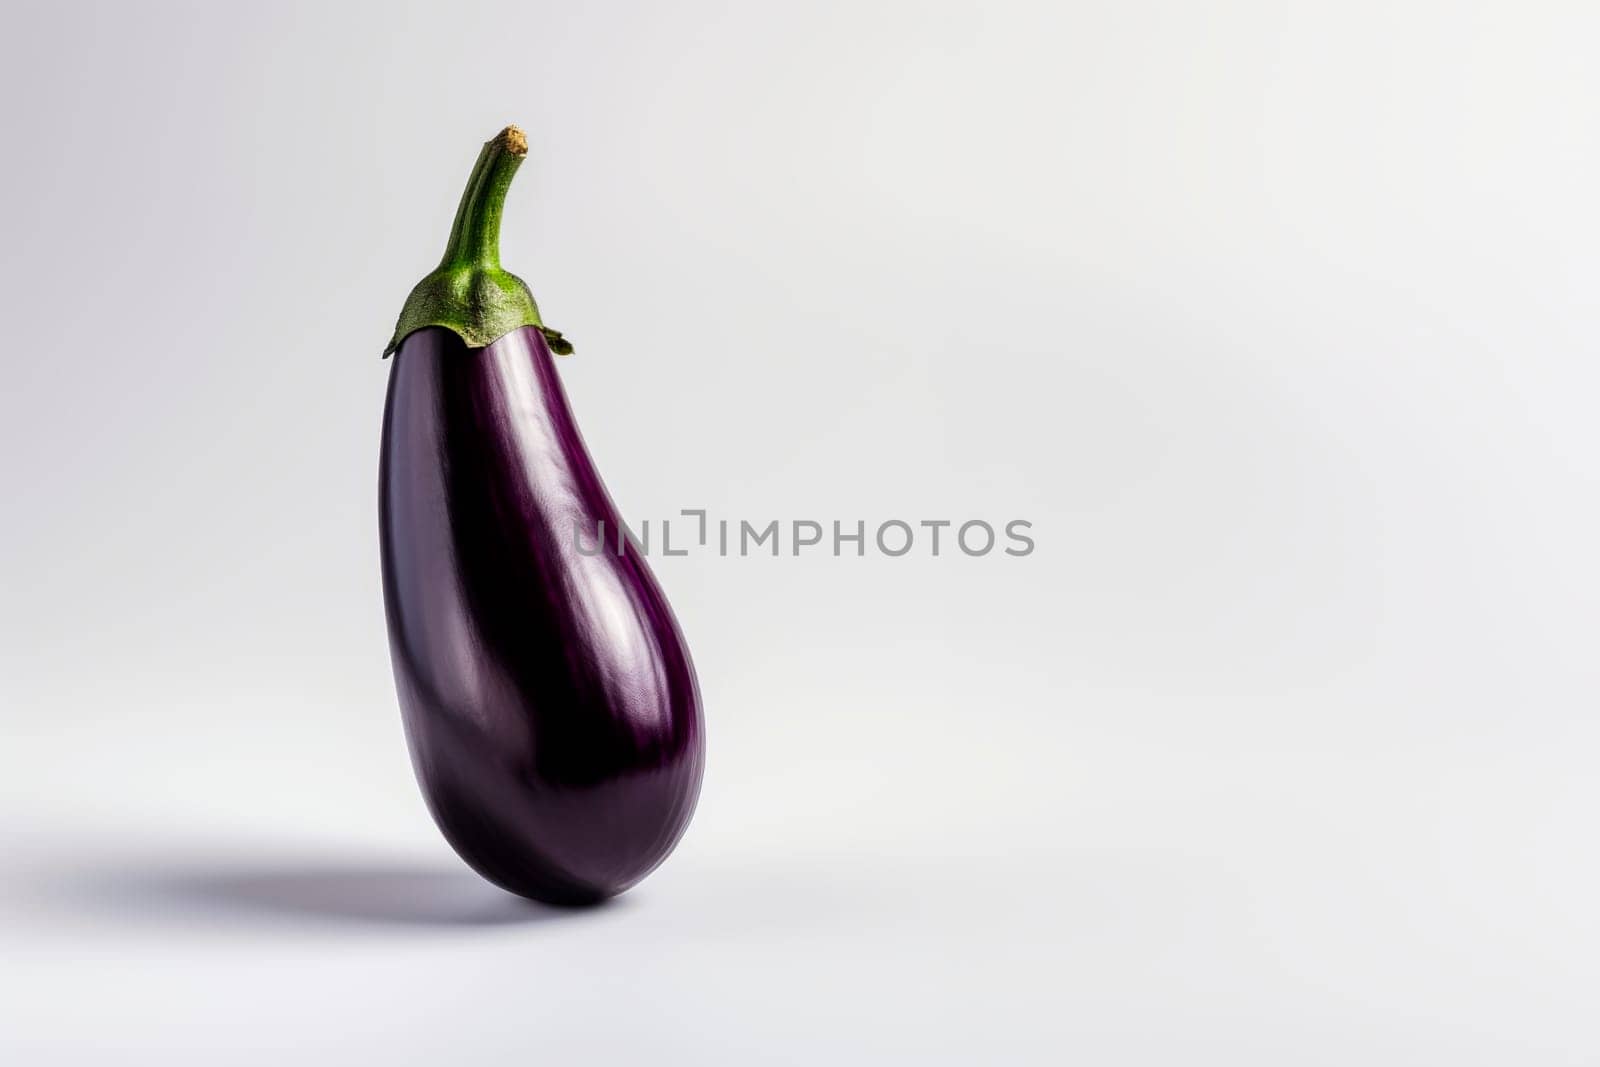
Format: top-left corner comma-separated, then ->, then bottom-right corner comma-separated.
384,125 -> 572,357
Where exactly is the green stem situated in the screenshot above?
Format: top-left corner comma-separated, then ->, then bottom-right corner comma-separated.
439,126 -> 526,270
384,125 -> 572,357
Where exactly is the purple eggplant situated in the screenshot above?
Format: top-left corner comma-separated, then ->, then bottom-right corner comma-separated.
378,127 -> 703,905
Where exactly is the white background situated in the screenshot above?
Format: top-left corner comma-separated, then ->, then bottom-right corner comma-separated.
3,1 -> 1598,1062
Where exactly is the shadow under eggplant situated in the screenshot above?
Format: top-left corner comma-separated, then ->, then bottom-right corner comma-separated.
48,856 -> 619,930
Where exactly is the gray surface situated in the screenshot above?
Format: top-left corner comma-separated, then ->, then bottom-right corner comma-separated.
3,1 -> 1598,1062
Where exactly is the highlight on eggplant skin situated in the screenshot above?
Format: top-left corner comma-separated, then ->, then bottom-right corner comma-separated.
377,128 -> 704,906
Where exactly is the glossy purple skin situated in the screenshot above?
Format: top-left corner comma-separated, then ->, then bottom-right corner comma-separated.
379,325 -> 703,905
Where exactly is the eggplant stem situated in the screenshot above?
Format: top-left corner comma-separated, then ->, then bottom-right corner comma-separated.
383,125 -> 573,357
440,126 -> 527,270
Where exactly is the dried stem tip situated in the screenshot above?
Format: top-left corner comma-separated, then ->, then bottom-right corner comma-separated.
497,125 -> 528,156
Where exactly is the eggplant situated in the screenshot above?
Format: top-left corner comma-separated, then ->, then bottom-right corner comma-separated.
378,126 -> 703,906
